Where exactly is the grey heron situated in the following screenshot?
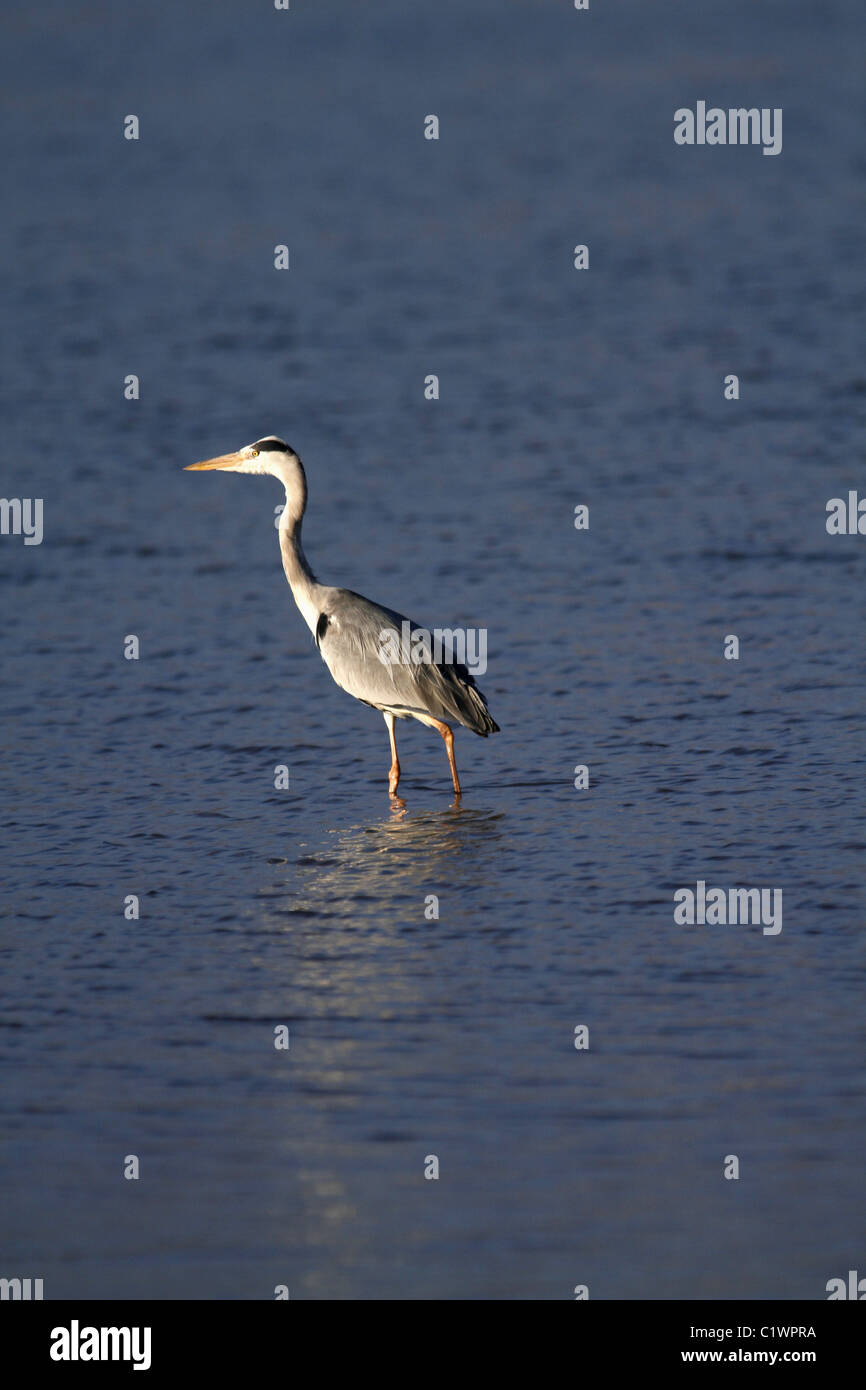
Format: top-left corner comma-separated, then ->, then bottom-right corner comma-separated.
185,437 -> 499,796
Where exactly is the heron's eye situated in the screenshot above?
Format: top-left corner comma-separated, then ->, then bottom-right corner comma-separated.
248,449 -> 259,458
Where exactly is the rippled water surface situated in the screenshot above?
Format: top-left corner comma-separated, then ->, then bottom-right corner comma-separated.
1,0 -> 864,1298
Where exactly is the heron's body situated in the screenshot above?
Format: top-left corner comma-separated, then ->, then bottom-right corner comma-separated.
186,437 -> 499,795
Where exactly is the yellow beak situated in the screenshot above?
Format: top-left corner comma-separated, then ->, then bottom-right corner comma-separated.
184,451 -> 246,471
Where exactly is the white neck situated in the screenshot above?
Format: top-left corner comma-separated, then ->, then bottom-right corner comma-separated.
273,460 -> 326,635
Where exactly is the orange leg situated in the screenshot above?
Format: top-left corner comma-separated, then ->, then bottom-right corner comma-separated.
429,718 -> 461,796
384,712 -> 401,796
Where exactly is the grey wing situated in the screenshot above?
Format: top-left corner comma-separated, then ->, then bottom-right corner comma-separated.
315,589 -> 499,736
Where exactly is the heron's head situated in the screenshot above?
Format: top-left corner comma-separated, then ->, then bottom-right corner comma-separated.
185,435 -> 308,518
185,436 -> 301,479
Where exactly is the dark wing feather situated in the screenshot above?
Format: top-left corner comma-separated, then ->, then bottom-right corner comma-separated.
315,588 -> 499,736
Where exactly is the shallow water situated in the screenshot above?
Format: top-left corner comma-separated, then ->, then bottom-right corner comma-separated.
1,0 -> 864,1298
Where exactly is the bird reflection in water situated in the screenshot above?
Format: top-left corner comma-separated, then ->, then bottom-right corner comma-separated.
258,802 -> 505,931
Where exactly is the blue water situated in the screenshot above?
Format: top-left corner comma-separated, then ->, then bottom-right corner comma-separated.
1,0 -> 864,1299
